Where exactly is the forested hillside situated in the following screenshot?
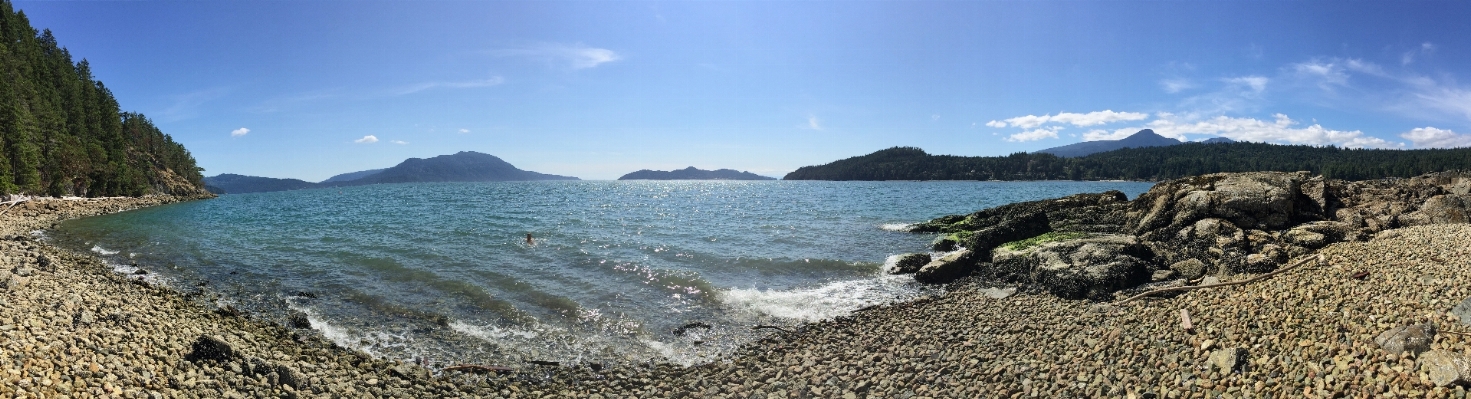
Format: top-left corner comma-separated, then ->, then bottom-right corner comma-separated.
0,1 -> 205,197
784,142 -> 1471,181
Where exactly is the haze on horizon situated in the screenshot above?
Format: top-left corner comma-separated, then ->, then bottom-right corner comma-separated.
14,1 -> 1471,181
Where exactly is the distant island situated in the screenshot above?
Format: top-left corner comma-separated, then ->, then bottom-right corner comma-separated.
783,138 -> 1471,181
204,151 -> 577,194
1035,129 -> 1233,158
618,167 -> 776,181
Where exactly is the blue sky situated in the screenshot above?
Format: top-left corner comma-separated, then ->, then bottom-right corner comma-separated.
15,1 -> 1471,180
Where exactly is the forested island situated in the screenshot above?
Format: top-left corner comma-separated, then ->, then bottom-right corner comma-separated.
0,3 -> 205,197
203,151 -> 577,194
783,142 -> 1471,181
618,166 -> 775,180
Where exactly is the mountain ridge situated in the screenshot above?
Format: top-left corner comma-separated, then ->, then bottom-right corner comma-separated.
619,167 -> 776,180
205,151 -> 577,194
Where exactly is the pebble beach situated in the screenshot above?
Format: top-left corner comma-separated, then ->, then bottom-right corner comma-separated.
5,196 -> 1471,398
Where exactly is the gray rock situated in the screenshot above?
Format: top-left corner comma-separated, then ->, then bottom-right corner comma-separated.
187,334 -> 238,362
979,287 -> 1017,299
390,364 -> 431,380
1208,347 -> 1246,372
989,234 -> 1154,300
1150,269 -> 1177,282
889,253 -> 931,275
1451,297 -> 1471,327
1375,324 -> 1437,356
913,250 -> 973,284
1402,194 -> 1471,225
1167,259 -> 1206,281
78,310 -> 95,324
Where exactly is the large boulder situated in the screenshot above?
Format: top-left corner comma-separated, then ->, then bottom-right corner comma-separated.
987,234 -> 1154,300
1128,172 -> 1318,239
1401,194 -> 1471,225
888,253 -> 931,275
914,250 -> 973,284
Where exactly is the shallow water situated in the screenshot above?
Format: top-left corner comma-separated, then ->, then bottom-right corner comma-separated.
50,180 -> 1152,366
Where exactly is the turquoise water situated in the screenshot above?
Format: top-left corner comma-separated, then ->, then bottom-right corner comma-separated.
51,180 -> 1153,367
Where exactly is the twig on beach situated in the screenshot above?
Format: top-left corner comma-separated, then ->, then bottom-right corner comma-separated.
752,325 -> 792,334
1115,254 -> 1322,305
442,364 -> 516,374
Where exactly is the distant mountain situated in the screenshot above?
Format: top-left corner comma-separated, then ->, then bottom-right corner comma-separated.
335,151 -> 577,185
207,151 -> 577,194
1035,129 -> 1182,158
619,167 -> 776,180
202,174 -> 318,194
1201,137 -> 1236,144
320,168 -> 386,183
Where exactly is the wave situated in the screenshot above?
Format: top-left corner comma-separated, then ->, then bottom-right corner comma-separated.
90,245 -> 120,255
719,274 -> 937,322
879,223 -> 913,232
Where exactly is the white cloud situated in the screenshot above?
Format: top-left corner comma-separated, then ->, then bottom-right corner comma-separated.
1224,76 -> 1268,94
354,135 -> 379,144
230,127 -> 249,137
1139,113 -> 1396,149
1414,87 -> 1471,122
931,114 -> 941,121
1291,60 -> 1349,90
1005,126 -> 1061,142
391,140 -> 409,145
1082,129 -> 1129,141
1160,78 -> 1196,94
490,42 -> 622,69
1401,127 -> 1471,149
984,120 -> 1007,128
458,128 -> 470,134
1000,110 -> 1147,129
806,115 -> 823,131
396,77 -> 505,95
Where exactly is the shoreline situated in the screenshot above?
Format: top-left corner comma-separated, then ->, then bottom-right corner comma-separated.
5,195 -> 1471,397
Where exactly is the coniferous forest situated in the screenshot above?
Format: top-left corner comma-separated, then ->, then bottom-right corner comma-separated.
0,1 -> 204,197
783,142 -> 1471,181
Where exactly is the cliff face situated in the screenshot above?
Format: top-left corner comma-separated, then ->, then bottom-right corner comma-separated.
898,170 -> 1471,299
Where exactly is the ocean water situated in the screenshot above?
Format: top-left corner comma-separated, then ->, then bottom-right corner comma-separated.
50,180 -> 1153,367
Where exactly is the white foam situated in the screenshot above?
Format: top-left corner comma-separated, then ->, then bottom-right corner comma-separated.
721,275 -> 935,322
448,321 -> 539,340
879,223 -> 913,232
90,245 -> 120,255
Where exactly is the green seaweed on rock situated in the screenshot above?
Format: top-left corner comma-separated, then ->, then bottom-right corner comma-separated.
1000,231 -> 1089,251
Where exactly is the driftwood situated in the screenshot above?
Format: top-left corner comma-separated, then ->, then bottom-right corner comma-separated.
0,200 -> 25,217
1115,254 -> 1322,305
526,360 -> 560,366
1422,350 -> 1471,387
752,325 -> 792,334
442,364 -> 515,374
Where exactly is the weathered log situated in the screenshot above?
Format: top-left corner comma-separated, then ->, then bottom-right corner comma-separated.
1421,350 -> 1471,387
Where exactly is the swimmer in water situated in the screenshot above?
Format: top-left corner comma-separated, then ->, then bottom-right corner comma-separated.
526,233 -> 534,245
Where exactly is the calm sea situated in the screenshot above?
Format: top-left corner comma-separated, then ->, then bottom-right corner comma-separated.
50,180 -> 1153,367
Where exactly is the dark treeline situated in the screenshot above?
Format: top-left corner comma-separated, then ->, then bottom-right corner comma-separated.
1,1 -> 204,196
783,142 -> 1471,181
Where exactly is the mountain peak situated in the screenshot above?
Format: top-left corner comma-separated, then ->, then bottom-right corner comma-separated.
1036,129 -> 1182,158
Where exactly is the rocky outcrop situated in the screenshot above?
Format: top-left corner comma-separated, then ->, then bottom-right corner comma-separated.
888,253 -> 931,274
987,234 -> 1154,300
902,170 -> 1471,299
914,250 -> 973,284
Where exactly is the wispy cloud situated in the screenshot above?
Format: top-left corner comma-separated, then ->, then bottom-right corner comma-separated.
395,77 -> 505,95
806,115 -> 823,131
489,42 -> 622,69
994,110 -> 1148,129
354,135 -> 378,144
230,127 -> 249,137
1160,78 -> 1197,94
390,140 -> 409,145
458,128 -> 470,134
1401,127 -> 1471,149
1005,126 -> 1061,142
161,87 -> 229,121
1224,76 -> 1268,95
1402,42 -> 1437,66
